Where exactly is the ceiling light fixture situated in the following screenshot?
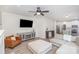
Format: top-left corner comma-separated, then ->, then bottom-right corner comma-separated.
65,15 -> 69,18
37,12 -> 40,15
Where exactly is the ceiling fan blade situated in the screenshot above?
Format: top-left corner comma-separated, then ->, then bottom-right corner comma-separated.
29,7 -> 49,16
42,10 -> 49,13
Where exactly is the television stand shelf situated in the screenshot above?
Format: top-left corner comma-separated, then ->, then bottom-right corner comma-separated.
17,32 -> 35,41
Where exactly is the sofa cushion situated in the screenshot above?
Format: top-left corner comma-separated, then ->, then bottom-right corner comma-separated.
11,37 -> 16,41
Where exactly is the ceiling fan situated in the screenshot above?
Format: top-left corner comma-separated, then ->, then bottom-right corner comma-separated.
28,7 -> 49,16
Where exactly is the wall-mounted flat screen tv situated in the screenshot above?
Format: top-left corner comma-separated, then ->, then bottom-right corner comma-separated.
20,19 -> 33,27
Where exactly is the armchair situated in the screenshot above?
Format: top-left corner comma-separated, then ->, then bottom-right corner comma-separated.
5,35 -> 22,48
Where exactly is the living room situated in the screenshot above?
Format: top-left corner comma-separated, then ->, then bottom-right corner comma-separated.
0,5 -> 79,54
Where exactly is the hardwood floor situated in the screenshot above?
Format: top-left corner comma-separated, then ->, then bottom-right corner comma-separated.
5,38 -> 58,54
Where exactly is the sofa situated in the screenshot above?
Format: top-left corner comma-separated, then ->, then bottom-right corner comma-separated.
5,35 -> 22,48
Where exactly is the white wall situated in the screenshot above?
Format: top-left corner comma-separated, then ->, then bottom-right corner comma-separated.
33,16 -> 55,38
0,12 -> 2,29
2,12 -> 33,36
2,12 -> 55,38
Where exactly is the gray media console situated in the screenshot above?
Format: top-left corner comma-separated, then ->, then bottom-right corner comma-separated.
17,32 -> 35,41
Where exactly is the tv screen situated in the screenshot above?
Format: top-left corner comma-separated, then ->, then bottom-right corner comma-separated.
20,19 -> 33,27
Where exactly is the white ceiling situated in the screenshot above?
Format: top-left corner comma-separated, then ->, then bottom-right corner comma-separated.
0,5 -> 79,21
